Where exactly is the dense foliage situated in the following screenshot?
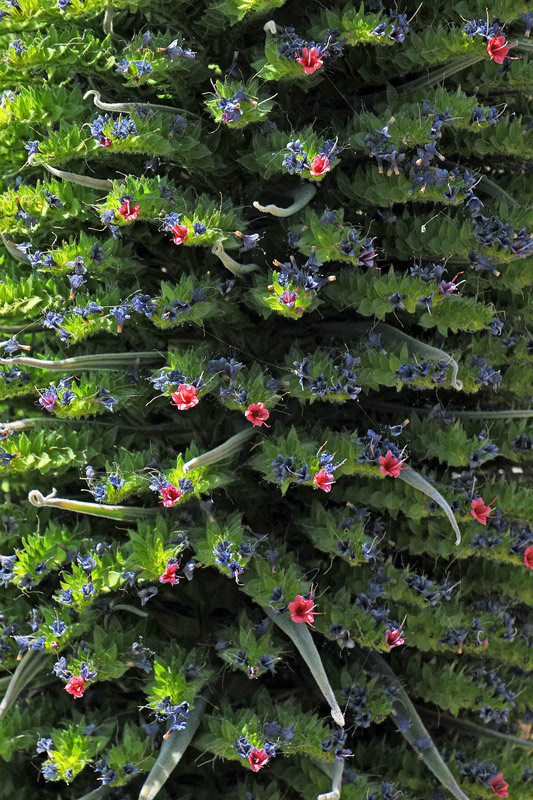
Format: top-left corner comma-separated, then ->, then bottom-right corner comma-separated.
0,0 -> 532,798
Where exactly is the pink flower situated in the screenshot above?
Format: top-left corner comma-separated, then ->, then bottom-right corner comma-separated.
171,384 -> 199,410
489,774 -> 509,798
385,628 -> 405,649
378,450 -> 408,478
523,545 -> 533,569
65,676 -> 86,698
99,136 -> 112,147
313,469 -> 335,492
297,46 -> 323,74
118,197 -> 140,221
309,154 -> 330,177
159,484 -> 183,507
159,561 -> 181,584
288,592 -> 322,626
245,402 -> 270,427
470,497 -> 494,525
487,35 -> 518,64
248,747 -> 270,772
170,223 -> 189,245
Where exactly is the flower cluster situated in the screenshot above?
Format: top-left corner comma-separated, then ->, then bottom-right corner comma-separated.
455,751 -> 509,797
152,696 -> 190,738
282,138 -> 339,179
89,114 -> 138,148
404,572 -> 456,605
320,727 -> 352,760
53,658 -> 97,698
268,250 -> 335,318
471,355 -> 502,389
149,473 -> 194,507
395,360 -> 451,385
37,377 -> 75,413
213,539 -> 245,584
294,352 -> 361,400
233,735 -> 279,771
217,88 -> 256,124
371,10 -> 411,42
275,27 -> 346,73
357,429 -> 405,469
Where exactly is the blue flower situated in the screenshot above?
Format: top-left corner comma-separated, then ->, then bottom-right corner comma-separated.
24,140 -> 40,156
9,40 -> 27,56
115,58 -> 132,75
36,737 -> 53,755
50,619 -> 67,637
41,763 -> 59,781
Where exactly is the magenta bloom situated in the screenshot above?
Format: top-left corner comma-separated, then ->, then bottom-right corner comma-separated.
245,402 -> 270,427
489,774 -> 509,798
159,484 -> 183,507
99,135 -> 112,147
170,223 -> 189,245
487,35 -> 518,64
248,747 -> 270,772
309,154 -> 330,177
470,497 -> 494,525
65,676 -> 86,698
118,197 -> 140,221
297,46 -> 323,74
171,384 -> 199,410
385,628 -> 405,649
288,592 -> 322,626
378,450 -> 407,478
313,469 -> 335,492
524,545 -> 533,569
159,561 -> 181,584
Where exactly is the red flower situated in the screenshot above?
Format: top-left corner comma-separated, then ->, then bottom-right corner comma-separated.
385,628 -> 405,649
489,774 -> 509,798
99,136 -> 112,147
523,545 -> 533,569
487,35 -> 518,64
171,384 -> 199,410
159,561 -> 181,584
159,484 -> 183,507
170,223 -> 189,245
470,497 -> 494,525
245,402 -> 270,427
297,46 -> 323,74
65,676 -> 86,698
313,469 -> 335,492
248,748 -> 270,772
118,198 -> 140,221
309,154 -> 330,177
288,592 -> 322,626
378,450 -> 408,478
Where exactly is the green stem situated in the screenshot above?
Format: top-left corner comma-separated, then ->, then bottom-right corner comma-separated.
183,429 -> 256,473
253,182 -> 317,217
367,654 -> 472,800
0,651 -> 49,720
138,695 -> 207,800
0,351 -> 163,372
399,466 -> 461,545
83,89 -> 198,117
73,786 -> 112,800
415,705 -> 533,750
377,322 -> 462,390
1,234 -> 31,263
313,758 -> 345,800
211,240 -> 259,275
264,607 -> 344,727
28,154 -> 113,190
27,488 -> 157,521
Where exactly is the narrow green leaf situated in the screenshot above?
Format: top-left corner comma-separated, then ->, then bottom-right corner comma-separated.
398,467 -> 461,545
138,695 -> 207,800
264,607 -> 344,727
